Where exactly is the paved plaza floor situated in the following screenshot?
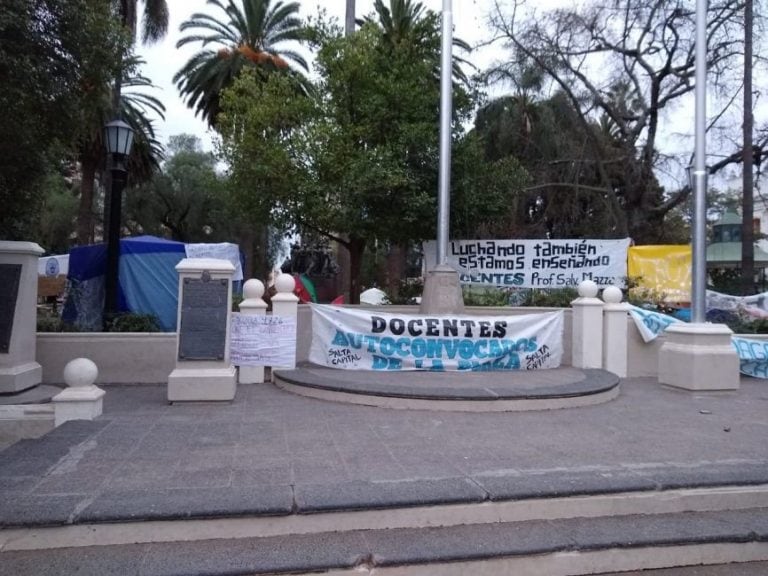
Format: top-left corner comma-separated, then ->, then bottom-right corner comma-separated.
1,376 -> 767,527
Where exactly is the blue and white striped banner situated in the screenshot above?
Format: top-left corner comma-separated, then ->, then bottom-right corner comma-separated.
731,336 -> 768,378
628,305 -> 681,343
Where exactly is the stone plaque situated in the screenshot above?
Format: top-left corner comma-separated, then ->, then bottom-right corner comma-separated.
0,264 -> 21,354
178,277 -> 229,361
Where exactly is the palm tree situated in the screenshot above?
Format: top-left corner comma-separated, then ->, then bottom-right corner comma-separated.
174,0 -> 308,127
362,0 -> 472,84
77,59 -> 166,244
118,0 -> 169,44
111,0 -> 169,110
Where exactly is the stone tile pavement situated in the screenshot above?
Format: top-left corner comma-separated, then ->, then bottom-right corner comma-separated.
0,376 -> 767,526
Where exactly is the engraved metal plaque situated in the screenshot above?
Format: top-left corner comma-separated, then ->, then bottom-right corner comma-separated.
0,264 -> 21,354
178,277 -> 229,361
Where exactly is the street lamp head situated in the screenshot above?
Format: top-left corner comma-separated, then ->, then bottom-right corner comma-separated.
103,119 -> 135,158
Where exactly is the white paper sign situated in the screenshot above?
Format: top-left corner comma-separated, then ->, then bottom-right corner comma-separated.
230,314 -> 296,366
309,304 -> 564,371
423,238 -> 630,288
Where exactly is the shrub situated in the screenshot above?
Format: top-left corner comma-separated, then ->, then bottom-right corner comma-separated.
104,313 -> 160,332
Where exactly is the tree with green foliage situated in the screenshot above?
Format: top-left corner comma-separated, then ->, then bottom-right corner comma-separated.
306,20 -> 464,303
473,92 -> 630,239
124,134 -> 228,242
360,0 -> 472,84
218,70 -> 312,279
220,14 -> 526,302
0,0 -> 125,239
174,0 -> 308,126
34,163 -> 81,254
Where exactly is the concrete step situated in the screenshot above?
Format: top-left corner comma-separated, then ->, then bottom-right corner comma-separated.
0,508 -> 766,575
0,403 -> 54,449
0,385 -> 62,405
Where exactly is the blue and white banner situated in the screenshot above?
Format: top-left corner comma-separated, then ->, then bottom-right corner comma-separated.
423,238 -> 630,288
309,304 -> 563,372
732,336 -> 768,378
628,305 -> 681,343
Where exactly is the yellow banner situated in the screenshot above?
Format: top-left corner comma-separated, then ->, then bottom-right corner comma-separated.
627,245 -> 691,302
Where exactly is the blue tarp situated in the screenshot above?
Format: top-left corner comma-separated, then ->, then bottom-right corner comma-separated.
63,236 -> 187,331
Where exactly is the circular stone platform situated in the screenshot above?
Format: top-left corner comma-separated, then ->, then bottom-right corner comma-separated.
272,365 -> 620,412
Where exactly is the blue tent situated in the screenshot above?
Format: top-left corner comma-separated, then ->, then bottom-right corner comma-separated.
63,236 -> 188,331
63,235 -> 244,331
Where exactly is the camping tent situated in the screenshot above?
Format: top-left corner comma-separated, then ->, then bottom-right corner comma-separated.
62,236 -> 242,331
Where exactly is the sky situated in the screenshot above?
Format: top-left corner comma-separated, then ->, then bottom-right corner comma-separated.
136,0 -> 514,152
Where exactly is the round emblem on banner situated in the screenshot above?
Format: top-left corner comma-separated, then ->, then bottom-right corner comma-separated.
45,258 -> 60,277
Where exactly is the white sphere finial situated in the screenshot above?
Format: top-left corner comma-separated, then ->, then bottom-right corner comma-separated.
578,280 -> 599,298
63,358 -> 98,388
602,285 -> 623,304
274,273 -> 296,294
243,278 -> 265,299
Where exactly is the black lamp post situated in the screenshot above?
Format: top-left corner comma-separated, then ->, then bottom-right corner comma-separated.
103,119 -> 134,324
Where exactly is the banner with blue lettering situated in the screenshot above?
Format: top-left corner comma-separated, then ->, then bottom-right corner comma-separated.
732,336 -> 768,378
309,305 -> 563,371
423,238 -> 630,288
628,305 -> 681,342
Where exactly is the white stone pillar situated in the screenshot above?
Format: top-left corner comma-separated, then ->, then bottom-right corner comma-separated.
238,279 -> 268,384
602,286 -> 630,377
52,358 -> 105,426
571,280 -> 604,369
658,324 -> 739,390
167,258 -> 237,402
0,241 -> 44,393
270,274 -> 299,378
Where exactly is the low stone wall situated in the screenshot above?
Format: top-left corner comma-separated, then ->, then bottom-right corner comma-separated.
37,333 -> 176,384
34,306 -> 689,384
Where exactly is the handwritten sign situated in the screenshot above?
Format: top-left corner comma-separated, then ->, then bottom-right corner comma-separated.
230,314 -> 296,366
424,238 -> 630,288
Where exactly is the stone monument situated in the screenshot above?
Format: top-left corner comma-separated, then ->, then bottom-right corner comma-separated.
0,241 -> 44,393
167,258 -> 236,402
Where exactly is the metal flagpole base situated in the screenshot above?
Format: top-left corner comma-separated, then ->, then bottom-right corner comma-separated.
419,264 -> 465,315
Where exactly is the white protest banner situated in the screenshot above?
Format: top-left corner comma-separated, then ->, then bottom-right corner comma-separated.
185,242 -> 243,281
707,289 -> 768,319
628,305 -> 681,343
731,336 -> 768,378
423,238 -> 630,289
309,304 -> 563,372
230,313 -> 296,366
